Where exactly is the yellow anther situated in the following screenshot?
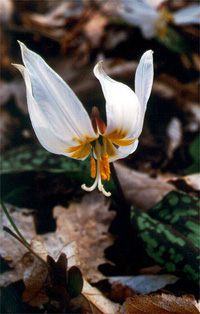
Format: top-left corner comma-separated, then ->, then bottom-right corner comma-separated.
100,154 -> 111,181
90,157 -> 96,178
156,9 -> 174,38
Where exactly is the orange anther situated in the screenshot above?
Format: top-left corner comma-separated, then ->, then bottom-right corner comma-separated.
90,157 -> 96,178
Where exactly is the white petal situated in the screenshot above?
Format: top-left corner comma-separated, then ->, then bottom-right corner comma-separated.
135,50 -> 154,112
13,64 -> 91,160
109,139 -> 139,162
94,61 -> 141,139
18,41 -> 97,143
144,0 -> 166,9
173,5 -> 200,25
119,0 -> 159,38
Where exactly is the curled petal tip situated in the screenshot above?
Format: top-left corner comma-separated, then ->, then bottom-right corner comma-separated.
93,60 -> 104,77
17,40 -> 24,49
98,60 -> 104,65
144,49 -> 154,56
11,63 -> 23,71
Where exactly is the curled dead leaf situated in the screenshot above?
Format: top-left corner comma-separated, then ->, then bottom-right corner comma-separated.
115,163 -> 174,211
169,173 -> 200,192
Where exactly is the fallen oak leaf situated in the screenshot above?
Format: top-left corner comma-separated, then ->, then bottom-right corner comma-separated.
22,239 -> 118,312
1,202 -> 119,312
22,238 -> 49,307
53,191 -> 116,282
119,294 -> 200,314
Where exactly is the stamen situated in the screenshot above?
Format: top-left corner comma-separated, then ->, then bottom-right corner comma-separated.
156,8 -> 174,37
100,153 -> 111,181
90,157 -> 96,178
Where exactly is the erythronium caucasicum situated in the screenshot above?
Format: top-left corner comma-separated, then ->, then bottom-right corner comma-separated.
119,0 -> 200,39
13,42 -> 153,196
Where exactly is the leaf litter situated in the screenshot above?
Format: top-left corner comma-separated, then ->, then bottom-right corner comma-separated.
119,294 -> 200,314
1,0 -> 200,311
1,193 -> 119,312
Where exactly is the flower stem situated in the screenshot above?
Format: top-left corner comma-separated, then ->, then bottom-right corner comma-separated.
110,163 -> 130,221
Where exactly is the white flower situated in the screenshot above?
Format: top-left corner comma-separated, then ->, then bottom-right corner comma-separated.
119,0 -> 200,39
13,42 -> 153,196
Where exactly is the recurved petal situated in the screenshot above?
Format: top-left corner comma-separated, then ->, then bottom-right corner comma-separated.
108,139 -> 139,163
94,61 -> 141,139
18,41 -> 97,143
173,5 -> 200,25
116,139 -> 139,159
135,50 -> 154,111
13,64 -> 91,160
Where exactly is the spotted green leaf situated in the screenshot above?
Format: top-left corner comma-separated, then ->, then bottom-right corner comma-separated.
0,145 -> 115,207
0,144 -> 90,176
131,191 -> 200,285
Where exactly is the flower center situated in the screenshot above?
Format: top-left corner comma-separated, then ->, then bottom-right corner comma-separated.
156,8 -> 174,37
90,143 -> 111,182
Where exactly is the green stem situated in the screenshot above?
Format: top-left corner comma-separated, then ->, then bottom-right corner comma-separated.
1,200 -> 30,247
110,163 -> 130,220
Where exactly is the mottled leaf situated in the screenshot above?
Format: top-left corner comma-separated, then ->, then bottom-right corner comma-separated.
0,144 -> 90,177
53,191 -> 115,282
131,191 -> 199,284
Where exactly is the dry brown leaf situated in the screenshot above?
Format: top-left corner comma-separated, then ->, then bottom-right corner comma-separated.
119,294 -> 200,314
0,109 -> 21,150
21,239 -> 83,308
70,279 -> 119,314
168,173 -> 200,193
110,281 -> 136,303
21,2 -> 84,41
0,0 -> 13,25
53,191 -> 115,282
22,238 -> 49,307
84,12 -> 108,49
115,163 -> 174,211
0,204 -> 36,286
21,237 -> 119,311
